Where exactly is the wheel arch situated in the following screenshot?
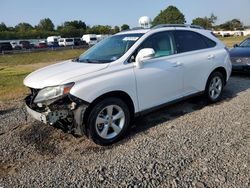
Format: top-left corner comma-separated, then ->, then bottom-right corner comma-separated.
208,67 -> 227,86
83,90 -> 135,128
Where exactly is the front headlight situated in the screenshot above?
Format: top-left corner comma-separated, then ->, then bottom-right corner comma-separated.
34,82 -> 74,103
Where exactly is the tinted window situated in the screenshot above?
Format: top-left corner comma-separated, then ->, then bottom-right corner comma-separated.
175,30 -> 209,53
202,35 -> 216,48
66,39 -> 73,42
138,31 -> 175,58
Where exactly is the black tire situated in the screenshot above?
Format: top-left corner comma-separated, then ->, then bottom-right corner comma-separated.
86,97 -> 130,145
205,71 -> 225,103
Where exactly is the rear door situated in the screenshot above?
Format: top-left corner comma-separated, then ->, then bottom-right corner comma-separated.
173,30 -> 217,95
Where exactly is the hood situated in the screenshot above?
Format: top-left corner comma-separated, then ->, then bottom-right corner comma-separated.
230,47 -> 250,58
24,60 -> 109,89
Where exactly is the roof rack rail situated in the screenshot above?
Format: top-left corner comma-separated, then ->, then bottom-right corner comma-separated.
120,27 -> 147,33
152,24 -> 204,30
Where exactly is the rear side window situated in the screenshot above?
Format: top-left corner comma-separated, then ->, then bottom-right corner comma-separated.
174,30 -> 214,53
202,35 -> 216,48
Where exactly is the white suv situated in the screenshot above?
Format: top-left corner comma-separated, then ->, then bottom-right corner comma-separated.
24,25 -> 232,145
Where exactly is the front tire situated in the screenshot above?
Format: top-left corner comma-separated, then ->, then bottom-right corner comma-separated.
87,97 -> 130,145
205,72 -> 224,103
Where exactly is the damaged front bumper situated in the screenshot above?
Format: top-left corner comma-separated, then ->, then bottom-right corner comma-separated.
25,92 -> 89,136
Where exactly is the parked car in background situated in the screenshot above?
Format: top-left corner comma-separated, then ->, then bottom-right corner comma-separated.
230,37 -> 250,72
36,42 -> 48,49
0,42 -> 13,52
74,38 -> 87,46
47,41 -> 59,48
19,40 -> 31,49
10,41 -> 21,50
58,38 -> 74,47
82,34 -> 98,46
24,25 -> 232,145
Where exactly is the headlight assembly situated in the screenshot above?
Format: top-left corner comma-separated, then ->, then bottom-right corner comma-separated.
34,82 -> 74,103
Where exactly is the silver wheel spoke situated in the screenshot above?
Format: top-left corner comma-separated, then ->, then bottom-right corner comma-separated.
113,111 -> 124,121
107,106 -> 113,117
215,88 -> 220,94
211,90 -> 215,97
96,117 -> 106,124
215,79 -> 221,87
100,125 -> 109,138
111,123 -> 122,134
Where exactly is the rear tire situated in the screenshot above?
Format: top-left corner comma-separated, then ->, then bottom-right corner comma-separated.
205,72 -> 224,103
86,97 -> 130,145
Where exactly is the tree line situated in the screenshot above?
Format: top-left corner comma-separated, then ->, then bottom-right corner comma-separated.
0,18 -> 130,40
0,5 -> 248,40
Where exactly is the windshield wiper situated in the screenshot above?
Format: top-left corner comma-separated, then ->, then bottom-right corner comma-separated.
79,59 -> 111,63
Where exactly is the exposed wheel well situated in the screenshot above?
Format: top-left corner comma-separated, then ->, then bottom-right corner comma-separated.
83,91 -> 135,128
210,67 -> 227,85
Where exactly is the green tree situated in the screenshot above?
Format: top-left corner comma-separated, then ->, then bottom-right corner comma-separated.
192,17 -> 210,28
89,25 -> 112,34
37,18 -> 54,31
152,6 -> 186,26
209,13 -> 217,25
192,14 -> 217,29
121,24 -> 130,31
0,22 -> 8,31
113,26 -> 120,34
15,22 -> 33,32
219,19 -> 243,30
64,20 -> 86,30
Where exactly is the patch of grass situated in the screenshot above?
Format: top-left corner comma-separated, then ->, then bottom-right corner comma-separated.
220,36 -> 248,48
0,49 -> 85,101
0,48 -> 85,67
0,66 -> 30,101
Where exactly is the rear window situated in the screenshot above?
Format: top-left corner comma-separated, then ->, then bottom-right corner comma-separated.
90,37 -> 97,41
174,30 -> 215,53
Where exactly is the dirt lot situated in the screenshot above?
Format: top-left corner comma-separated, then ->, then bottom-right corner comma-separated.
0,74 -> 250,188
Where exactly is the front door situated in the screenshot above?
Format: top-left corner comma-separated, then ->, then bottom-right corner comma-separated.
133,31 -> 183,111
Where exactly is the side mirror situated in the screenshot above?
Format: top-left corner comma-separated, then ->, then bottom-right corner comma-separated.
233,44 -> 239,48
135,48 -> 155,68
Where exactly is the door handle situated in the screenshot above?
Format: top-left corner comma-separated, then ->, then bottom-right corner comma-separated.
172,62 -> 182,67
207,54 -> 215,60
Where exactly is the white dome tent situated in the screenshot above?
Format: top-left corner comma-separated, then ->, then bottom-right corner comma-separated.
138,16 -> 151,29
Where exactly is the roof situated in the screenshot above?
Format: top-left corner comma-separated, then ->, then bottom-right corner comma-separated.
116,24 -> 205,36
116,28 -> 149,35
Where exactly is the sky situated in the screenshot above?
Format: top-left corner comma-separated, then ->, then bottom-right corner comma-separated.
1,0 -> 250,28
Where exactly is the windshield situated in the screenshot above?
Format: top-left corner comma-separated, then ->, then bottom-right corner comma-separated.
239,38 -> 250,47
78,33 -> 143,63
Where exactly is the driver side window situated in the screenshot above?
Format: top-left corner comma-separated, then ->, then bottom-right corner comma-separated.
138,31 -> 176,58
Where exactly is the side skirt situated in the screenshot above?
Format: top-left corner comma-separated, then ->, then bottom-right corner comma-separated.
135,91 -> 204,117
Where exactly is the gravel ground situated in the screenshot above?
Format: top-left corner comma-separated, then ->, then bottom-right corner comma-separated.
0,75 -> 250,188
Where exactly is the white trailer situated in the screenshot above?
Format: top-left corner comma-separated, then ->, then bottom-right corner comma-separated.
96,35 -> 110,42
82,34 -> 98,46
47,36 -> 61,43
